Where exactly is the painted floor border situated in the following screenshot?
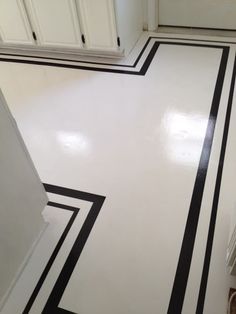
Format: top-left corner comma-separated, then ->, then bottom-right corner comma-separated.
0,37 -> 233,75
15,42 -> 234,314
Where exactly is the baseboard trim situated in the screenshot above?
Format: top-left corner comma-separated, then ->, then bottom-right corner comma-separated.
0,220 -> 48,311
158,25 -> 236,32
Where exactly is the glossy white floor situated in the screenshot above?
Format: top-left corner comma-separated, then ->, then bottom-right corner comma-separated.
1,32 -> 236,314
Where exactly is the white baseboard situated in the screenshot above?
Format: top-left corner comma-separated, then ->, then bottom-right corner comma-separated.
0,221 -> 49,311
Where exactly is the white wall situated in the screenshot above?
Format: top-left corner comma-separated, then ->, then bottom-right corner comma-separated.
0,91 -> 47,304
158,0 -> 236,29
115,0 -> 143,55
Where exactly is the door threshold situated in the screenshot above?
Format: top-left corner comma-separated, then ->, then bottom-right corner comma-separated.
157,26 -> 236,38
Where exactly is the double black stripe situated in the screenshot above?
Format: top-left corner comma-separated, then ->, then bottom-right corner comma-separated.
42,185 -> 105,314
23,201 -> 79,314
1,35 -> 235,73
0,40 -> 230,76
0,37 -> 152,69
196,55 -> 236,313
168,47 -> 229,313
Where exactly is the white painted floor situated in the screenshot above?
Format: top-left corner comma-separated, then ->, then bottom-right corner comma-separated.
1,33 -> 236,313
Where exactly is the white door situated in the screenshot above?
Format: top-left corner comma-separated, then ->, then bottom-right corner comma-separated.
77,0 -> 118,51
24,0 -> 83,48
0,0 -> 34,45
159,0 -> 236,29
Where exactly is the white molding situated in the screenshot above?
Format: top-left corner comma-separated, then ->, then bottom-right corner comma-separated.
0,222 -> 48,310
147,0 -> 158,31
0,42 -> 124,58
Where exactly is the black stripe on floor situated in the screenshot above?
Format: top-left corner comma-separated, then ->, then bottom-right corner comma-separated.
0,37 -> 152,69
196,54 -> 236,313
42,184 -> 105,314
167,46 -> 229,314
23,201 -> 79,314
0,35 -> 235,72
0,40 -> 229,75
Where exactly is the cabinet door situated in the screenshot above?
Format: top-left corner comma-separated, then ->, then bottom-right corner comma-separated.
77,0 -> 118,51
24,0 -> 82,48
0,0 -> 34,45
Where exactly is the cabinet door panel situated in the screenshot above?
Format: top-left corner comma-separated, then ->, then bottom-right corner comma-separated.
0,0 -> 34,44
77,0 -> 118,51
25,0 -> 82,48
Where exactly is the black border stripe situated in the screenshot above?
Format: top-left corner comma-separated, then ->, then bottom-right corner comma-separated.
0,39 -> 230,75
57,307 -> 74,314
153,36 -> 236,45
139,42 -> 159,75
0,35 -> 235,72
0,37 -> 152,69
22,202 -> 79,314
0,57 -> 142,75
167,46 -> 229,314
0,47 -> 158,75
47,202 -> 79,212
196,55 -> 236,313
44,183 -> 105,203
57,308 -> 74,314
42,186 -> 105,314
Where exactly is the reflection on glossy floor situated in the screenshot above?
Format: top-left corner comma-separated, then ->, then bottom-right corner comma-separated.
1,33 -> 236,313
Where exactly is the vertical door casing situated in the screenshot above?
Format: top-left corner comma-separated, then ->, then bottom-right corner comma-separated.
0,0 -> 34,45
24,0 -> 83,48
77,0 -> 118,52
147,0 -> 158,31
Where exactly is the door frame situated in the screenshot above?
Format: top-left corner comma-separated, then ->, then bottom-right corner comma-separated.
143,0 -> 158,31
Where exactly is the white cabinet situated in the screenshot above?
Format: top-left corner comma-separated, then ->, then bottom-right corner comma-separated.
0,0 -> 143,55
24,0 -> 83,48
0,0 -> 34,45
77,0 -> 118,51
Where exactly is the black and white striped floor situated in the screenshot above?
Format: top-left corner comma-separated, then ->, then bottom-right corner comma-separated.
1,33 -> 236,314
